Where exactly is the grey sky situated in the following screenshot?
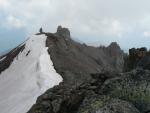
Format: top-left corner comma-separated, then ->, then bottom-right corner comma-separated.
0,0 -> 150,53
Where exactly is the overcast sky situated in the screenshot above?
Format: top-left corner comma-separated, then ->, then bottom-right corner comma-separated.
0,0 -> 150,53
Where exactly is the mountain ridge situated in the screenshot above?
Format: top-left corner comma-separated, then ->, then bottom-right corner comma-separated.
1,26 -> 149,113
45,26 -> 124,85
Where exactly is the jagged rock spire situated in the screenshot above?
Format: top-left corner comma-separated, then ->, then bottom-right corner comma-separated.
56,25 -> 71,39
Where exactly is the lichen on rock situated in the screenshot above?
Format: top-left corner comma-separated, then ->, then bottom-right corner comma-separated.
102,68 -> 150,113
78,95 -> 140,113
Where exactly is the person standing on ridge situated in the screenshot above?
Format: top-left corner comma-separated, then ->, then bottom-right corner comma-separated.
39,27 -> 43,33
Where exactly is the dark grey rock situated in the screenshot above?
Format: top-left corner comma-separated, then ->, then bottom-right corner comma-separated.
45,26 -> 124,85
102,69 -> 150,113
124,47 -> 150,71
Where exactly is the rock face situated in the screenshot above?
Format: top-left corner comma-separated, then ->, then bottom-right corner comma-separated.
102,42 -> 124,72
45,26 -> 124,85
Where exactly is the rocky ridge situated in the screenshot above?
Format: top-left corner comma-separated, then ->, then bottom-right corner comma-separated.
45,26 -> 124,85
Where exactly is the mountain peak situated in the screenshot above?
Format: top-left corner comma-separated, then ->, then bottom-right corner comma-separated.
108,42 -> 120,50
107,42 -> 123,56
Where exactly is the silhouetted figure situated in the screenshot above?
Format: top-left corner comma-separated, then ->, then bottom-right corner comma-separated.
39,27 -> 43,33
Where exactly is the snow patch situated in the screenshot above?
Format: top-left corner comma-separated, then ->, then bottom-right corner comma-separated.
0,56 -> 6,62
0,34 -> 63,113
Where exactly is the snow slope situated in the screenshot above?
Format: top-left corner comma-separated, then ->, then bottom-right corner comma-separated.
0,34 -> 63,113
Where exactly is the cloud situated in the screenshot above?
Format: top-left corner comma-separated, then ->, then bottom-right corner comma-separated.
5,15 -> 26,28
143,31 -> 150,37
0,0 -> 133,35
0,0 -> 150,49
0,0 -> 9,7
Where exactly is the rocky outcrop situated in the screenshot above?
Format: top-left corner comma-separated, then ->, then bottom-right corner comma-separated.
102,42 -> 125,72
124,47 -> 150,71
56,25 -> 71,39
28,68 -> 150,113
27,82 -> 85,113
107,42 -> 122,56
27,72 -> 111,113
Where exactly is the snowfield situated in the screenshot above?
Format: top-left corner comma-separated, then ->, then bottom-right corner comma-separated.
0,34 -> 63,113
